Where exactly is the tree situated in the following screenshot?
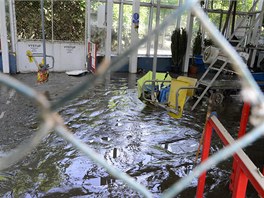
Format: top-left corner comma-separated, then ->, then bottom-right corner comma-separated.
171,28 -> 187,72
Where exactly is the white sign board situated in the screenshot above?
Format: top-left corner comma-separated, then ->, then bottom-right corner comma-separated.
17,41 -> 86,72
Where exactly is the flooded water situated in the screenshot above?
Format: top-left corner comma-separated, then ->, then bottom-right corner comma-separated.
0,73 -> 262,197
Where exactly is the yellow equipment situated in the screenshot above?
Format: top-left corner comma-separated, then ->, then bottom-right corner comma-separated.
137,71 -> 197,119
168,79 -> 189,119
137,71 -> 171,99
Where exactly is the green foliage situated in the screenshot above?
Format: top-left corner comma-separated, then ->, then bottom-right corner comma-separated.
15,0 -> 85,41
204,38 -> 214,47
52,1 -> 85,41
171,28 -> 187,69
193,31 -> 202,56
15,1 -> 43,40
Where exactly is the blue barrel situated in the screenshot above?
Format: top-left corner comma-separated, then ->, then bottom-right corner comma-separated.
0,52 -> 17,74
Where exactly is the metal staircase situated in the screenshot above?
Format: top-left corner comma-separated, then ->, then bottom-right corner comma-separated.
191,0 -> 264,111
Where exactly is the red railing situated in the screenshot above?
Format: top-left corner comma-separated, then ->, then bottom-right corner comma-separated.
196,103 -> 264,198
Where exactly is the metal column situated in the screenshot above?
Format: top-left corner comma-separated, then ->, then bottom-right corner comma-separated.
85,0 -> 91,67
40,0 -> 47,68
151,0 -> 161,101
0,0 -> 10,73
129,0 -> 140,73
105,0 -> 113,61
9,0 -> 17,54
183,12 -> 194,73
118,0 -> 124,54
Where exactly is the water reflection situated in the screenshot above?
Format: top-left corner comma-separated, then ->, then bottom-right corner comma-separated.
0,73 -> 258,197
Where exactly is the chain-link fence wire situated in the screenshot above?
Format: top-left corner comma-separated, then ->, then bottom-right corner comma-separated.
15,0 -> 85,41
1,0 -> 264,197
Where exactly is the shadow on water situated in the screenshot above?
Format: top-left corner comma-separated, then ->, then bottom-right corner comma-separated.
0,73 -> 262,197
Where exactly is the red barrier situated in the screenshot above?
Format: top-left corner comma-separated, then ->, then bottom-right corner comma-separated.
196,103 -> 264,198
229,102 -> 250,193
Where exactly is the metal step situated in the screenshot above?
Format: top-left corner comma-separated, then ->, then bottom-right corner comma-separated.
209,66 -> 236,74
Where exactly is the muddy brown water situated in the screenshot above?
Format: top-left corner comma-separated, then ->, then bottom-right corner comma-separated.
0,73 -> 262,197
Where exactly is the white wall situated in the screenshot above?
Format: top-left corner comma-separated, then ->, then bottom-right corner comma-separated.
17,41 -> 86,72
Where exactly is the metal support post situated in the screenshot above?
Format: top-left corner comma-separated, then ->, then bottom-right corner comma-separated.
232,167 -> 248,198
147,0 -> 154,56
230,102 -> 251,192
151,0 -> 160,101
85,0 -> 91,65
0,0 -> 10,73
129,0 -> 140,73
176,0 -> 183,29
183,12 -> 194,73
196,120 -> 213,198
250,0 -> 264,68
118,0 -> 124,54
40,0 -> 47,68
238,103 -> 251,138
105,0 -> 113,61
9,0 -> 17,53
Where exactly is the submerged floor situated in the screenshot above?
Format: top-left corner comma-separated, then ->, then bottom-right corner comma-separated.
0,72 -> 263,197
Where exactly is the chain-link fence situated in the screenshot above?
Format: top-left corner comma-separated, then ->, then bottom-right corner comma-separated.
1,0 -> 264,197
15,0 -> 85,41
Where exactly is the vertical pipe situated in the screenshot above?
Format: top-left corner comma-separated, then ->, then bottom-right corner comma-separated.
183,12 -> 194,73
250,0 -> 264,68
176,0 -> 182,29
147,0 -> 154,56
51,0 -> 55,65
87,0 -> 91,42
196,120 -> 213,198
118,0 -> 124,54
0,0 -> 10,73
105,0 -> 113,61
219,10 -> 223,31
151,0 -> 160,101
9,0 -> 16,53
51,0 -> 54,42
85,0 -> 90,67
231,1 -> 237,35
40,0 -> 47,67
129,0 -> 140,73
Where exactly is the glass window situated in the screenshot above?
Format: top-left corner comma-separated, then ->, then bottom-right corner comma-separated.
90,1 -> 106,55
138,6 -> 150,55
112,4 -> 119,54
121,4 -> 133,51
149,8 -> 183,56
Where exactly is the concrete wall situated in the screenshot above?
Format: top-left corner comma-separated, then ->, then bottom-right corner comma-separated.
17,41 -> 86,72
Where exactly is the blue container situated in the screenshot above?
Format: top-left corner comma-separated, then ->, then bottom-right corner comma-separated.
194,55 -> 206,73
194,55 -> 203,65
0,52 -> 17,74
159,86 -> 170,103
252,72 -> 264,81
